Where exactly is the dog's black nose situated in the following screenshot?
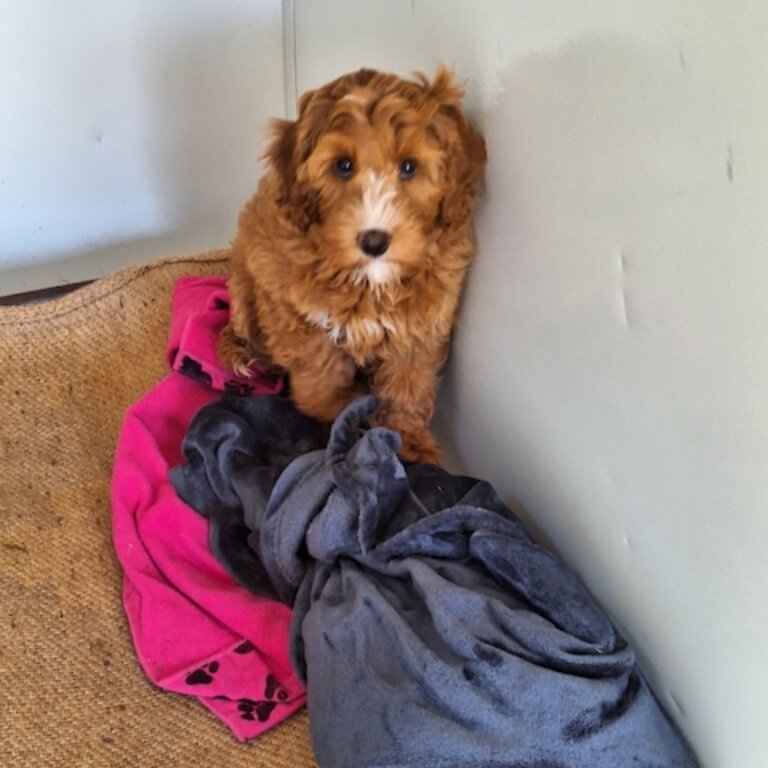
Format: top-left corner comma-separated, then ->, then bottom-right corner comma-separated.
358,229 -> 391,257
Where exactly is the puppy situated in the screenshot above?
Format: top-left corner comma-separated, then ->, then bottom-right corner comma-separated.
219,67 -> 486,465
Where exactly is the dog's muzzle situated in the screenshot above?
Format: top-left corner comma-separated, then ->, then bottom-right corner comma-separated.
357,229 -> 391,258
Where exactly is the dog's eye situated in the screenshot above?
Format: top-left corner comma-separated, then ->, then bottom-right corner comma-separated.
399,159 -> 418,180
333,157 -> 354,179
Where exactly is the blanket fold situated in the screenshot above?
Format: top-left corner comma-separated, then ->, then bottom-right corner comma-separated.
172,394 -> 698,768
112,276 -> 303,742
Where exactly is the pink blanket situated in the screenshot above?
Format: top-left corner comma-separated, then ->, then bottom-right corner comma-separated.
112,276 -> 305,740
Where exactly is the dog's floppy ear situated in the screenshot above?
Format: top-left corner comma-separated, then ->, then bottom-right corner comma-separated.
264,89 -> 321,231
265,71 -> 383,231
439,112 -> 486,230
427,69 -> 487,230
265,117 -> 299,204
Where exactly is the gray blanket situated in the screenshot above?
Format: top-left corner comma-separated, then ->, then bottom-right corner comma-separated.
171,394 -> 698,768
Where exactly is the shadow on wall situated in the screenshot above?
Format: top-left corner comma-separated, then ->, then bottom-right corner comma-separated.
438,32 -> 736,534
437,33 -> 768,767
436,32 -> 689,629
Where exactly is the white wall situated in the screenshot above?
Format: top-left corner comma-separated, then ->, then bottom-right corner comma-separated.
3,2 -> 767,764
0,0 -> 284,295
293,2 -> 768,767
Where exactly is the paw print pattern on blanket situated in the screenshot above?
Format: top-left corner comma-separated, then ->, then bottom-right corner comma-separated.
185,660 -> 219,685
181,643 -> 292,727
113,276 -> 298,742
178,355 -> 214,387
237,675 -> 289,722
234,640 -> 256,654
179,353 -> 268,396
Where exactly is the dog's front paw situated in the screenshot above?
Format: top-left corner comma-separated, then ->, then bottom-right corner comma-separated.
397,428 -> 443,467
217,323 -> 283,378
217,323 -> 253,374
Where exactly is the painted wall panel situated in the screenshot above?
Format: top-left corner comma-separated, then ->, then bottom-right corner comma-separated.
0,0 -> 284,294
3,2 -> 766,764
293,3 -> 768,766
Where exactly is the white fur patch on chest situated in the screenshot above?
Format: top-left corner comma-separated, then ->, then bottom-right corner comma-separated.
304,309 -> 397,349
305,310 -> 344,344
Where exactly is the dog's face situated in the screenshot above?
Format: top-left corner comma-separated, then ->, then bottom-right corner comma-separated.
266,68 -> 486,288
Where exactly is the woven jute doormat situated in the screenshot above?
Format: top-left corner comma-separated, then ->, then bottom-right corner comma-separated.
0,252 -> 316,768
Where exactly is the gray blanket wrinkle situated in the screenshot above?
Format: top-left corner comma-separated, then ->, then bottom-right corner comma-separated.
170,393 -> 325,600
171,394 -> 698,768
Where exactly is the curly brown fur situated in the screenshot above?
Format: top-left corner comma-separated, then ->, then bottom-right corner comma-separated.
219,67 -> 486,464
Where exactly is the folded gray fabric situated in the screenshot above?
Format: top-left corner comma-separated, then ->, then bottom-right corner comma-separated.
172,395 -> 698,768
169,393 -> 325,601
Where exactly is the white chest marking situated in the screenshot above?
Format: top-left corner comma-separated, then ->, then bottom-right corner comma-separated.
305,309 -> 397,347
306,310 -> 343,343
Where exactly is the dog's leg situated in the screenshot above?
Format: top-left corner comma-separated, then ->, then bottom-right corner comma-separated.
370,357 -> 443,466
288,345 -> 362,422
216,259 -> 284,376
217,321 -> 284,377
217,269 -> 285,376
217,322 -> 255,376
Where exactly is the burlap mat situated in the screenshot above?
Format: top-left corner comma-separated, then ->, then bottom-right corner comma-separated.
0,252 -> 316,767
